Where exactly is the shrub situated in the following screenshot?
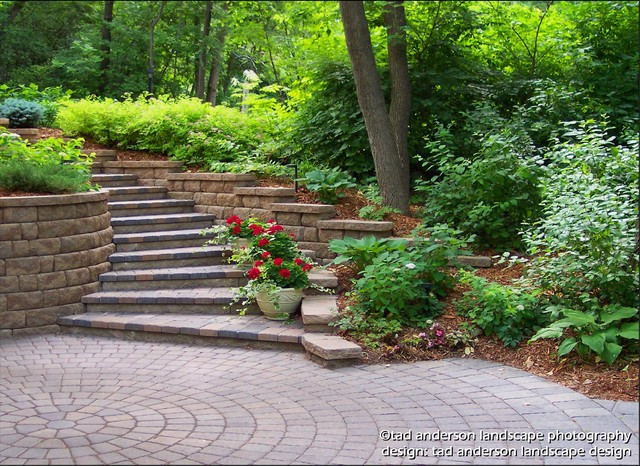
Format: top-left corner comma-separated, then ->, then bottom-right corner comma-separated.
0,83 -> 72,126
348,225 -> 472,325
418,120 -> 542,249
329,236 -> 407,272
0,98 -> 45,128
298,167 -> 356,204
456,270 -> 550,347
530,305 -> 638,364
358,205 -> 401,221
0,132 -> 93,193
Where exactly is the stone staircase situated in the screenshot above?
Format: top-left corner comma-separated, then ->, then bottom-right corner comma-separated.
58,154 -> 363,366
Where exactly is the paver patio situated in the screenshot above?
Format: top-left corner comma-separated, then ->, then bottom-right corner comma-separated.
0,334 -> 637,465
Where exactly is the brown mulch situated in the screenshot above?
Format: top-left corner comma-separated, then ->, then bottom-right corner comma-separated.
332,260 -> 639,402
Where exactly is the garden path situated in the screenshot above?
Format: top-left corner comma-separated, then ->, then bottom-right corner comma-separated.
1,334 -> 637,465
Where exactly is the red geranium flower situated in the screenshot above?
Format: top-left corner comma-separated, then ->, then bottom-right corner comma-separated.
267,224 -> 284,234
279,268 -> 291,278
273,258 -> 283,266
302,264 -> 312,272
268,219 -> 276,223
247,267 -> 260,280
289,233 -> 296,238
232,225 -> 242,234
226,215 -> 242,225
254,260 -> 263,267
258,238 -> 269,247
261,251 -> 271,259
250,225 -> 264,235
294,258 -> 304,266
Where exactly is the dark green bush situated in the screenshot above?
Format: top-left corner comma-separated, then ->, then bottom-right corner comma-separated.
0,98 -> 45,128
0,84 -> 72,126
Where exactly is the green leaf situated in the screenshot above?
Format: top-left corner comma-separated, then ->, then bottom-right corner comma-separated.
561,309 -> 596,326
618,322 -> 639,340
600,342 -> 623,364
530,326 -> 564,341
600,306 -> 638,325
580,333 -> 605,354
557,338 -> 578,356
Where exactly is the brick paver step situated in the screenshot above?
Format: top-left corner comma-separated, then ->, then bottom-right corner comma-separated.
91,173 -> 139,187
81,288 -> 260,314
112,228 -> 214,251
103,186 -> 168,202
110,212 -> 216,233
108,199 -> 195,217
98,264 -> 338,291
82,149 -> 117,159
58,312 -> 307,343
301,295 -> 339,333
301,333 -> 364,365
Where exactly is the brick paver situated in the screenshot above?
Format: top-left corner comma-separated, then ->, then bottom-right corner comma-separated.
0,334 -> 637,465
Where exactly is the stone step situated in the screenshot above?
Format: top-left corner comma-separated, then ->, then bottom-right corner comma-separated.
82,149 -> 117,161
108,245 -> 317,270
98,265 -> 338,291
301,295 -> 339,333
81,288 -> 260,314
92,174 -> 139,187
109,245 -> 229,270
112,228 -> 213,251
301,334 -> 364,367
58,313 -> 306,346
105,186 -> 168,202
108,199 -> 195,217
110,212 -> 216,234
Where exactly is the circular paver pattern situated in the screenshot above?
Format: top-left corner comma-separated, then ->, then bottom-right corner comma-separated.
0,334 -> 637,465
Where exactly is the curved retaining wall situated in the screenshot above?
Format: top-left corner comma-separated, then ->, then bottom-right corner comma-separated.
0,191 -> 114,336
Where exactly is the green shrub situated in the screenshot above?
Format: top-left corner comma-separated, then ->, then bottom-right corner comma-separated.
0,132 -> 93,193
348,225 -> 472,325
530,305 -> 638,364
456,270 -> 550,347
418,120 -> 542,249
358,205 -> 401,221
329,236 -> 407,272
298,167 -> 356,204
0,83 -> 72,126
0,98 -> 45,128
521,122 -> 639,310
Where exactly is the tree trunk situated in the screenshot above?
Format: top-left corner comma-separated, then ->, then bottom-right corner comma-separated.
206,2 -> 229,105
383,1 -> 411,181
195,1 -> 213,99
339,0 -> 410,213
99,0 -> 114,94
148,1 -> 165,94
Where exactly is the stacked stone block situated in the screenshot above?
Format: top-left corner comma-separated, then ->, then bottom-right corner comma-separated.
0,191 -> 114,335
102,161 -> 184,187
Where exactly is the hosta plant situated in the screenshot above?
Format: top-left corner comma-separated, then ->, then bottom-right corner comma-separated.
298,167 -> 356,204
530,305 -> 639,364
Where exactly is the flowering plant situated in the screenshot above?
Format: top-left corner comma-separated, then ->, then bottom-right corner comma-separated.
202,216 -> 269,245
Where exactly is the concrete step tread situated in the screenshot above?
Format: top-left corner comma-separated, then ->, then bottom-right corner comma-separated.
301,295 -> 339,329
301,333 -> 364,361
104,186 -> 168,194
92,174 -> 138,181
112,228 -> 213,243
110,213 -> 216,226
81,287 -> 241,304
99,265 -> 337,286
58,312 -> 306,343
108,199 -> 195,208
109,245 -> 227,263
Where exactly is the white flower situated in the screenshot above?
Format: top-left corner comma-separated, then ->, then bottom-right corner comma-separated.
516,305 -> 525,311
405,263 -> 416,269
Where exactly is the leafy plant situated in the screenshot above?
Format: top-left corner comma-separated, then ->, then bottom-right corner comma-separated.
0,98 -> 45,128
0,83 -> 72,126
530,305 -> 639,364
456,270 -> 550,347
358,204 -> 401,221
329,236 -> 407,272
333,305 -> 403,349
298,167 -> 356,204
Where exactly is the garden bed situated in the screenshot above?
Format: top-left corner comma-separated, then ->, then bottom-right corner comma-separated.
330,261 -> 639,402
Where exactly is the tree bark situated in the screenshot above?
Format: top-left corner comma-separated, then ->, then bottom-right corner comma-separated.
383,1 -> 411,181
148,1 -> 165,94
339,0 -> 410,213
195,1 -> 213,99
206,2 -> 229,105
99,0 -> 114,94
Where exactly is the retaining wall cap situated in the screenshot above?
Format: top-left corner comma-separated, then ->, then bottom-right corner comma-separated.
270,203 -> 336,214
0,117 -> 9,125
167,172 -> 257,181
317,219 -> 393,231
233,187 -> 295,196
301,334 -> 363,360
0,190 -> 109,207
103,161 -> 182,167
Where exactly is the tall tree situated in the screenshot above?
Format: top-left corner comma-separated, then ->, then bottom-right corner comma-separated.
99,0 -> 114,94
195,0 -> 213,99
148,1 -> 166,94
339,0 -> 411,213
206,2 -> 230,105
